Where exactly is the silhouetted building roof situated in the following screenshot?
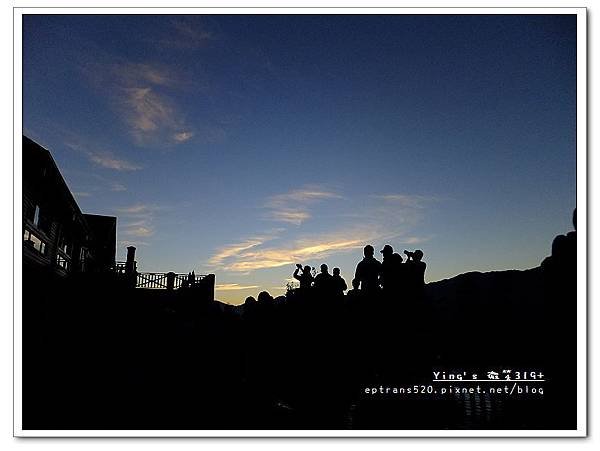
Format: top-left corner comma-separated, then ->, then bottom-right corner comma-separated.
22,135 -> 117,276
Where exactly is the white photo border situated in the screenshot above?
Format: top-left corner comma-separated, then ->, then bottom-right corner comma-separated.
12,6 -> 588,438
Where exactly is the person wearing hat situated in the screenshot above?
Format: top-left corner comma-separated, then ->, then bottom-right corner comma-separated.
354,244 -> 382,294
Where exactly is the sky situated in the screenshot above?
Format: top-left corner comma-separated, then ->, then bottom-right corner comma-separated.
23,14 -> 577,304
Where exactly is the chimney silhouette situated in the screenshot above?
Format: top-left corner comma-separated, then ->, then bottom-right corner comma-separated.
125,246 -> 137,275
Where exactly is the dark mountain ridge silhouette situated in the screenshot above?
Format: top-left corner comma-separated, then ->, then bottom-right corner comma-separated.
425,268 -> 544,314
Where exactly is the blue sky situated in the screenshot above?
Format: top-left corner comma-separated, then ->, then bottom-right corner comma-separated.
23,14 -> 577,304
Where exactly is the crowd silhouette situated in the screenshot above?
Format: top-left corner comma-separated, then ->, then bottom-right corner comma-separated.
289,244 -> 426,302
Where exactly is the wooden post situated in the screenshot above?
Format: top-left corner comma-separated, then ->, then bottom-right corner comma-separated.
125,246 -> 137,275
125,246 -> 137,288
166,272 -> 176,291
205,274 -> 215,301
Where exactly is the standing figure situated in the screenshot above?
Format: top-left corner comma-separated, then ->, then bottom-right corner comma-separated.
379,244 -> 398,292
354,245 -> 382,294
331,267 -> 348,296
404,249 -> 426,297
293,264 -> 314,289
314,264 -> 333,291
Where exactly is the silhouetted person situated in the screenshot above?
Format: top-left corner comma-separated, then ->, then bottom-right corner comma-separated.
257,290 -> 274,305
541,209 -> 577,305
314,264 -> 333,291
244,295 -> 257,306
380,244 -> 401,293
242,296 -> 258,320
331,267 -> 347,296
273,295 -> 287,305
539,210 -> 577,424
346,278 -> 360,297
255,290 -> 275,318
542,209 -> 576,273
346,278 -> 362,309
392,252 -> 404,280
404,249 -> 426,298
355,245 -> 382,294
293,264 -> 314,289
392,252 -> 403,265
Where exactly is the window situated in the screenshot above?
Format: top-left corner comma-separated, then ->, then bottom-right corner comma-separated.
23,229 -> 46,255
33,205 -> 40,226
79,247 -> 88,272
56,254 -> 70,271
58,236 -> 71,256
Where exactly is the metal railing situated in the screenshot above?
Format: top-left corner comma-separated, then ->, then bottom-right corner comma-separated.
136,272 -> 207,289
136,272 -> 170,289
113,261 -> 209,290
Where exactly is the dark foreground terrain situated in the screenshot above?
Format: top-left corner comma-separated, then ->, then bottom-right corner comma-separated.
22,227 -> 577,430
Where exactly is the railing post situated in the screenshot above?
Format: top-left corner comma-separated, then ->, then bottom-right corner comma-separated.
205,274 -> 215,301
125,246 -> 137,275
124,247 -> 138,288
166,271 -> 176,291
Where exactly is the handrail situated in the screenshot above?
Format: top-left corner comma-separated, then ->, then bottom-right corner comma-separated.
112,262 -> 210,289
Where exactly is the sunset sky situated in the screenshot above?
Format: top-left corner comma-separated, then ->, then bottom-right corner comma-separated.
23,14 -> 577,304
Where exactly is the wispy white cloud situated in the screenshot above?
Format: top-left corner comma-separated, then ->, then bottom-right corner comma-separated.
88,151 -> 143,171
264,186 -> 342,225
372,194 -> 438,208
173,131 -> 194,142
118,240 -> 149,248
268,209 -> 311,225
115,62 -> 181,88
56,163 -> 129,196
121,86 -> 193,146
123,226 -> 154,238
110,182 -> 127,192
215,283 -> 260,291
399,236 -> 430,245
155,19 -> 215,49
124,87 -> 170,133
208,238 -> 268,268
116,204 -> 155,215
267,187 -> 342,206
83,59 -> 195,146
209,190 -> 438,275
116,203 -> 162,239
209,229 -> 371,273
65,141 -> 142,172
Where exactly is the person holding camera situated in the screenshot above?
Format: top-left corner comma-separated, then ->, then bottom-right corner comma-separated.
404,249 -> 426,296
293,263 -> 314,289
